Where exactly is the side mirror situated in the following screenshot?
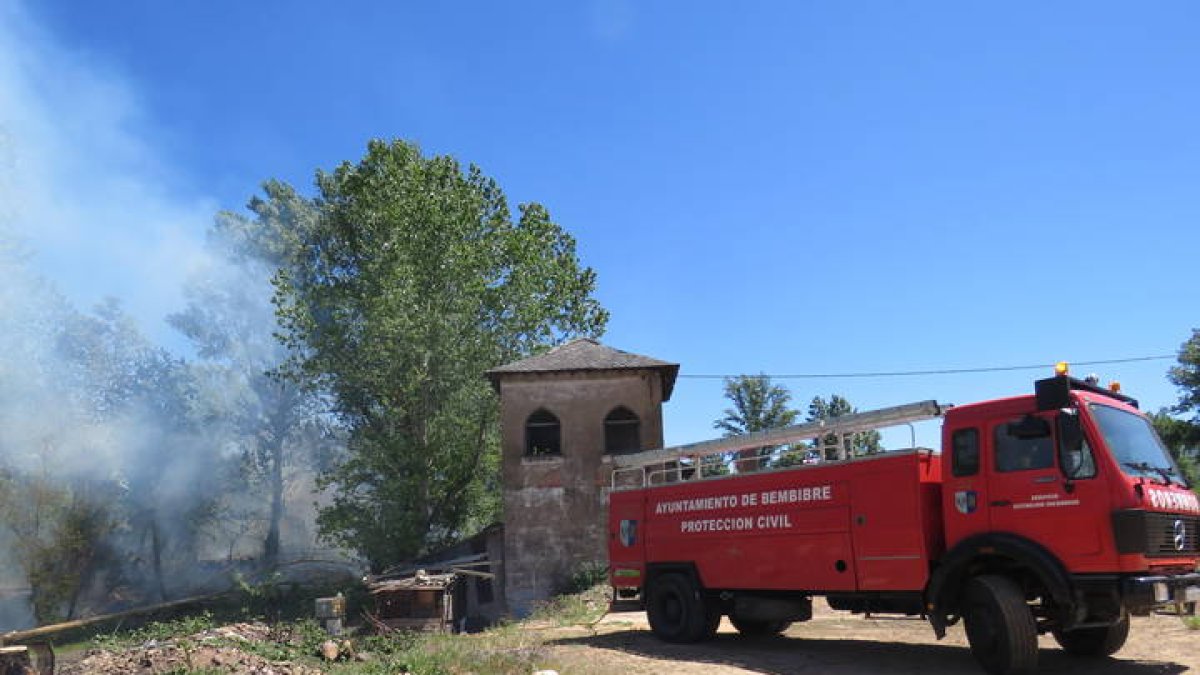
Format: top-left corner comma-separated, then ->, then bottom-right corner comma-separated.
1057,411 -> 1083,453
1057,410 -> 1095,480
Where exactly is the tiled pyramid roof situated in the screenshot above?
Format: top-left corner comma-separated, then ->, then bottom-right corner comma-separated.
486,339 -> 679,400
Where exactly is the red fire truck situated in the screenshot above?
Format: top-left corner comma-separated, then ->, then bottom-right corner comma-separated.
608,367 -> 1200,675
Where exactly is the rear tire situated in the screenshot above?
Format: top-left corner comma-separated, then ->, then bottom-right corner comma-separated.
729,616 -> 791,636
963,575 -> 1038,675
646,573 -> 714,643
1052,611 -> 1129,657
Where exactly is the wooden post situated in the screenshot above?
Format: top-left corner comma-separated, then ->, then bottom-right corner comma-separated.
0,646 -> 34,675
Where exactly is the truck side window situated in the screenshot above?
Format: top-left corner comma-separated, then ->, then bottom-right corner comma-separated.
994,418 -> 1054,472
951,428 -> 980,477
1057,412 -> 1097,480
1059,436 -> 1096,479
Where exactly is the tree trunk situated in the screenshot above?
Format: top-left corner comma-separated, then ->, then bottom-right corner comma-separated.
264,437 -> 284,569
66,581 -> 81,621
150,521 -> 167,603
263,384 -> 296,570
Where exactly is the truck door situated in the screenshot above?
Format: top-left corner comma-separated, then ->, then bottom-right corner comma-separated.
943,425 -> 990,546
608,490 -> 648,589
985,412 -> 1109,566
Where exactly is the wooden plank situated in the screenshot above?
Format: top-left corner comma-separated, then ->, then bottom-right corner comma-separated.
0,592 -> 231,645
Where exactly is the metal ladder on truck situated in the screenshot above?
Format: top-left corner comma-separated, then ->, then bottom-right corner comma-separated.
610,400 -> 945,489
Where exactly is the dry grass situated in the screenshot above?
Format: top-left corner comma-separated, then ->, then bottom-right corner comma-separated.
70,584 -> 615,674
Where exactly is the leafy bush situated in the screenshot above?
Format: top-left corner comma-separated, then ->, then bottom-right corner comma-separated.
92,611 -> 217,651
531,583 -> 610,627
558,561 -> 609,596
232,571 -> 300,619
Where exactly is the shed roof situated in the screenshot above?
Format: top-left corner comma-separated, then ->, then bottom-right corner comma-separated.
486,339 -> 679,400
369,572 -> 457,593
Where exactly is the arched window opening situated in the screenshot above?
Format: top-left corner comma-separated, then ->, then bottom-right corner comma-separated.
525,409 -> 561,456
605,406 -> 641,455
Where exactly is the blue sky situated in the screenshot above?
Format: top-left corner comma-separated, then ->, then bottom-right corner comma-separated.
2,1 -> 1197,447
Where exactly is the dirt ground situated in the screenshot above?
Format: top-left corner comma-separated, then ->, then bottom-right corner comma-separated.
51,602 -> 1199,674
57,623 -> 325,675
547,602 -> 1200,675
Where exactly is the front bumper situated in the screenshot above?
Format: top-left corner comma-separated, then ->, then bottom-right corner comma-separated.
1122,572 -> 1200,612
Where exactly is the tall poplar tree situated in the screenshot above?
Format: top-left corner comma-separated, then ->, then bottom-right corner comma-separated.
276,140 -> 607,568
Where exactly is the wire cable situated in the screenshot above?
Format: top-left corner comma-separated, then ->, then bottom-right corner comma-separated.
677,354 -> 1175,380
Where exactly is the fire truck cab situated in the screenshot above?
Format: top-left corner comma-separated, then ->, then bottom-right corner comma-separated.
608,369 -> 1200,675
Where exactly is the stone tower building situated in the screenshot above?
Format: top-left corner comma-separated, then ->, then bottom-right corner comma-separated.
486,339 -> 677,614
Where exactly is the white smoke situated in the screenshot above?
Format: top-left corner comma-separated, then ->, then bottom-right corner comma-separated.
0,245 -> 222,625
0,0 -> 213,344
0,2 -> 354,630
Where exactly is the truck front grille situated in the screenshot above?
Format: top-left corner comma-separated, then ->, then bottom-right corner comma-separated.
1113,510 -> 1199,557
1146,512 -> 1198,556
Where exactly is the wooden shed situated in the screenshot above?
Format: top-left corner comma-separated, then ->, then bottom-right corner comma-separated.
367,571 -> 460,633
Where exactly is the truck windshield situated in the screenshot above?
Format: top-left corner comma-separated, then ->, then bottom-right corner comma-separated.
1089,404 -> 1186,486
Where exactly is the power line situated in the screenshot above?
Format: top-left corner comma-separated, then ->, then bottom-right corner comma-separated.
677,354 -> 1175,381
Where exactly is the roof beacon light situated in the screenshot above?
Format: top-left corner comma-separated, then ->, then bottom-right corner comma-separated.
1109,381 -> 1122,393
1054,361 -> 1069,377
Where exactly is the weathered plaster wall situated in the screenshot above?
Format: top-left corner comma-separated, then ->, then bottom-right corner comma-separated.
498,370 -> 664,615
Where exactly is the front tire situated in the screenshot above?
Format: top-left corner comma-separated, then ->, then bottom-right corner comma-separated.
963,575 -> 1038,675
1052,611 -> 1129,657
646,573 -> 715,643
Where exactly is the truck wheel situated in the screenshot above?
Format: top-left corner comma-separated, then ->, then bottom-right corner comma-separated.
963,575 -> 1038,675
1052,611 -> 1129,657
646,573 -> 713,643
730,617 -> 791,636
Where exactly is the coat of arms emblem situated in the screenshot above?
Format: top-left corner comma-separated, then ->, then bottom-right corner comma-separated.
955,490 -> 978,515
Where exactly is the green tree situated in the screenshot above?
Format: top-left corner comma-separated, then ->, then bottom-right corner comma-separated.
1149,410 -> 1199,488
275,140 -> 607,568
714,374 -> 798,471
0,452 -> 118,623
1162,330 -> 1200,491
714,374 -> 799,435
807,394 -> 883,459
57,300 -> 212,603
0,240 -> 216,617
0,244 -> 113,623
171,182 -> 334,569
1170,329 -> 1200,414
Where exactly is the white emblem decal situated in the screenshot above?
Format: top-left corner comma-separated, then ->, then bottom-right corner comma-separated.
955,490 -> 977,515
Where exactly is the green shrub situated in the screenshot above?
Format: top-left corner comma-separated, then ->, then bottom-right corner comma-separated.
92,611 -> 217,651
558,561 -> 609,596
530,582 -> 610,627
